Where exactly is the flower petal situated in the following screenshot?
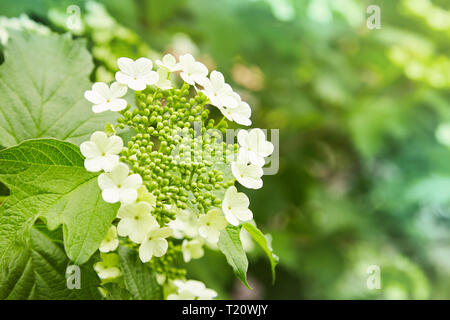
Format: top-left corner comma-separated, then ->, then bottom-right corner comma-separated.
102,187 -> 120,203
119,188 -> 138,204
110,82 -> 128,98
84,157 -> 104,172
106,135 -> 123,154
80,141 -> 100,158
117,57 -> 135,75
122,174 -> 143,189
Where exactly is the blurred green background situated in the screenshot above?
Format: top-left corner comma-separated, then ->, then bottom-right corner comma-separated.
1,0 -> 449,299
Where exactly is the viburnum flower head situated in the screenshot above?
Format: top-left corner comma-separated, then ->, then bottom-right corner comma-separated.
178,53 -> 208,86
197,209 -> 228,244
139,226 -> 173,263
84,82 -> 127,113
222,186 -> 253,226
231,160 -> 263,189
98,163 -> 142,204
99,225 -> 119,253
80,131 -> 123,172
156,53 -> 180,72
115,57 -> 159,91
238,128 -> 274,167
203,71 -> 239,108
219,99 -> 252,126
167,280 -> 217,300
117,202 -> 156,243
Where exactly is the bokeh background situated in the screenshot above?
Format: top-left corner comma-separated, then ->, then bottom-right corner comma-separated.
1,0 -> 449,299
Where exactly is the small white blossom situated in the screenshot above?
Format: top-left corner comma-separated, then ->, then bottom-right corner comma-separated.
99,225 -> 119,253
155,53 -> 180,72
98,163 -> 142,204
231,160 -> 263,189
168,207 -> 198,239
94,253 -> 121,280
182,239 -> 204,262
167,280 -> 217,300
139,226 -> 173,263
222,186 -> 253,226
178,54 -> 208,86
115,57 -> 159,91
237,128 -> 274,167
202,71 -> 239,108
117,202 -> 157,243
84,82 -> 128,113
80,131 -> 123,172
197,209 -> 228,244
219,99 -> 252,126
155,67 -> 173,90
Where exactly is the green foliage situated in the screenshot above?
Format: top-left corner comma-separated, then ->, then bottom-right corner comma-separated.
0,139 -> 119,265
243,223 -> 278,284
118,246 -> 162,300
0,223 -> 101,300
0,32 -> 116,147
218,225 -> 250,289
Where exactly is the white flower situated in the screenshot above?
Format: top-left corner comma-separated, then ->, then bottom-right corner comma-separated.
237,128 -> 274,167
202,71 -> 239,108
98,163 -> 142,204
137,186 -> 156,208
155,68 -> 173,90
168,207 -> 199,239
84,82 -> 127,113
222,186 -> 253,226
155,53 -> 180,72
167,280 -> 217,300
117,202 -> 157,243
139,226 -> 173,263
115,57 -> 159,91
178,54 -> 208,86
197,209 -> 228,244
99,225 -> 119,253
219,99 -> 252,126
182,239 -> 204,262
94,253 -> 121,280
231,160 -> 263,189
80,131 -> 123,172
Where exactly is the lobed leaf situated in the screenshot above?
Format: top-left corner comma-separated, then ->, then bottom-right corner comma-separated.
0,31 -> 117,147
0,139 -> 119,266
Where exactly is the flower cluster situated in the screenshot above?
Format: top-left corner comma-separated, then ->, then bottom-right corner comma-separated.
81,53 -> 274,299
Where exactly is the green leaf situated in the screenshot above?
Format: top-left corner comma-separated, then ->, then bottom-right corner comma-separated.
0,223 -> 102,299
103,283 -> 132,300
118,246 -> 163,300
218,225 -> 251,289
243,223 -> 279,284
0,139 -> 119,265
0,31 -> 116,147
